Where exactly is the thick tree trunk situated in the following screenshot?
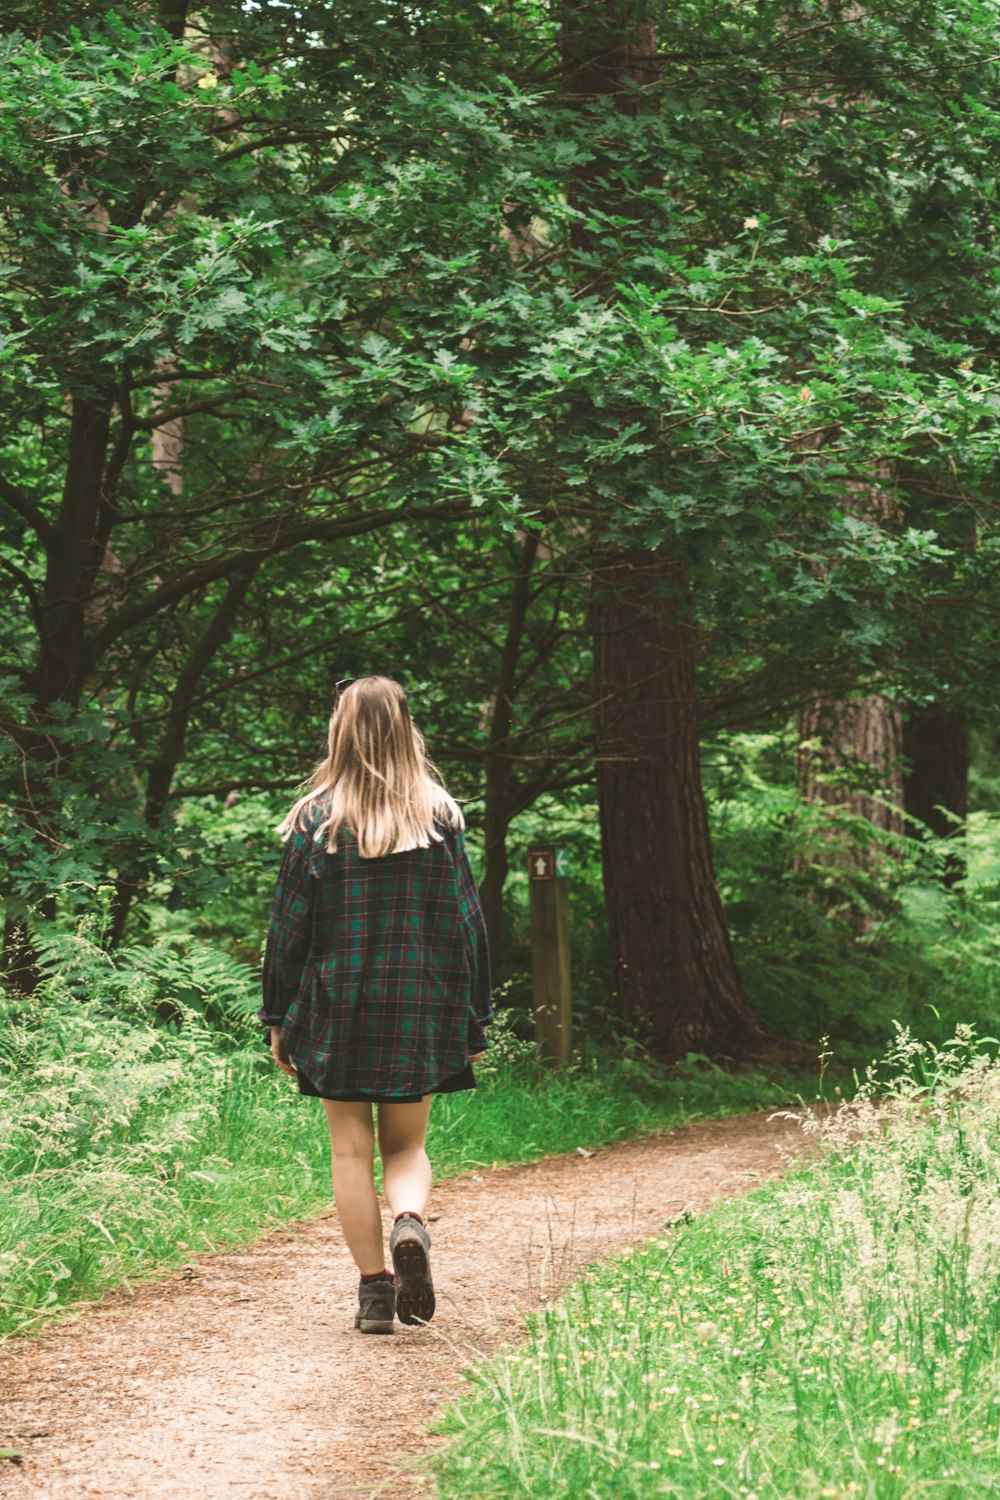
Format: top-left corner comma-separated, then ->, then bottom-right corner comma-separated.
792,475 -> 905,917
593,549 -> 760,1057
564,1 -> 759,1057
795,694 -> 905,843
3,395 -> 116,989
157,0 -> 191,42
29,395 -> 113,709
793,692 -> 905,930
151,353 -> 185,494
903,705 -> 969,888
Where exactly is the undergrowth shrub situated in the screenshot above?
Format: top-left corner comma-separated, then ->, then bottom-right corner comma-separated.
0,934 -> 805,1338
494,733 -> 1000,1061
704,732 -> 1000,1059
0,973 -> 320,1335
26,908 -> 261,1037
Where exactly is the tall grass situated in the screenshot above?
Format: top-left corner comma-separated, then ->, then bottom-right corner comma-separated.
434,1026 -> 1000,1499
0,977 -> 803,1340
0,1003 -> 323,1337
428,1018 -> 807,1172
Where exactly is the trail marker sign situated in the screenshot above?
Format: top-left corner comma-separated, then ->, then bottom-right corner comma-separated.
526,846 -> 572,1066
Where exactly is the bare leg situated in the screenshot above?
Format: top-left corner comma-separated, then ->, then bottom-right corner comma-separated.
377,1096 -> 433,1218
321,1100 -> 385,1276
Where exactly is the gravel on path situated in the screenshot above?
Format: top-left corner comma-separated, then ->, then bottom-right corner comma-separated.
0,1107 -> 813,1500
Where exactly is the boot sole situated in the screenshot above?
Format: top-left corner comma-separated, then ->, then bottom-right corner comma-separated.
391,1237 -> 435,1324
355,1315 -> 394,1334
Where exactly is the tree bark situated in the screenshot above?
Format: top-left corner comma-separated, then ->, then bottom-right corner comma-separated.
593,548 -> 760,1056
109,565 -> 260,945
2,713 -> 67,994
792,691 -> 905,933
30,394 -> 114,710
480,531 -> 541,968
3,394 -> 115,989
903,704 -> 969,888
795,694 -> 905,844
156,0 -> 190,42
792,475 -> 906,919
564,1 -> 760,1058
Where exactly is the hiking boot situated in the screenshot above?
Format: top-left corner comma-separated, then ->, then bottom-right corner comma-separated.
355,1275 -> 395,1334
389,1214 -> 435,1325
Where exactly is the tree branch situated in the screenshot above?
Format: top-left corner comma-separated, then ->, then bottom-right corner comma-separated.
216,130 -> 332,163
0,476 -> 55,547
0,556 -> 45,631
143,564 -> 260,821
134,391 -> 247,430
108,560 -> 261,942
88,499 -> 475,660
101,382 -> 137,527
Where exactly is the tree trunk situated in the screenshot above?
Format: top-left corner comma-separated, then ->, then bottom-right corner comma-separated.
564,1 -> 759,1057
793,693 -> 905,930
792,475 -> 905,920
593,548 -> 760,1057
109,565 -> 259,945
795,693 -> 905,843
29,395 -> 113,710
157,0 -> 190,41
2,722 -> 66,994
903,704 -> 969,888
3,395 -> 116,990
151,346 -> 185,494
480,531 -> 540,969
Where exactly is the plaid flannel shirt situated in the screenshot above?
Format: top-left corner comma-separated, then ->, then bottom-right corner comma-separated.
260,814 -> 493,1097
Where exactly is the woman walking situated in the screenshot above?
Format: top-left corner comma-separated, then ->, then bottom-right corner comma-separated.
260,676 -> 492,1333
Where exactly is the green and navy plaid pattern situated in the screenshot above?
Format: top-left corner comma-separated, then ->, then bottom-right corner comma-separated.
260,817 -> 493,1097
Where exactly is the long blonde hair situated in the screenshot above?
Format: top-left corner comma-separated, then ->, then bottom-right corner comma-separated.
280,676 -> 463,857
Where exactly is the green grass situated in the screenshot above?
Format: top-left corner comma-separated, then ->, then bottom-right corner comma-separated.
0,1001 -> 805,1340
434,1026 -> 1000,1500
428,1021 -> 811,1174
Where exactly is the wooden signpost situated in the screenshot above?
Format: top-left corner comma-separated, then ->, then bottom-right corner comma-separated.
527,846 -> 572,1066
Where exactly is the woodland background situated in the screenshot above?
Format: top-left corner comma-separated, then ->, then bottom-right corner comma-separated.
3,9 -> 1000,1489
2,0 -> 1000,1296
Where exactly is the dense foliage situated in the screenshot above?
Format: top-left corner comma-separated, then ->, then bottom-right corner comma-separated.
1,0 -> 998,1047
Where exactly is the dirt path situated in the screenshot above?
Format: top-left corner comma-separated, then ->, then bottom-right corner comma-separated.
0,1108 -> 812,1500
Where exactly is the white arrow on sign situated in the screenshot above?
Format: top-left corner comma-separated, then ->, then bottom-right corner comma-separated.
533,856 -> 549,877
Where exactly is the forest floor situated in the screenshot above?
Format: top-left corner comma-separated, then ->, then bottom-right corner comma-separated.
0,1108 -> 818,1500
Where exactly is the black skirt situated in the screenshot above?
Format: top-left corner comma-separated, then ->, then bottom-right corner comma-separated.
297,1061 -> 476,1104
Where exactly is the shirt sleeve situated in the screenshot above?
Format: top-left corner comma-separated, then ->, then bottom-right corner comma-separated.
260,832 -> 315,1028
451,827 -> 494,1048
